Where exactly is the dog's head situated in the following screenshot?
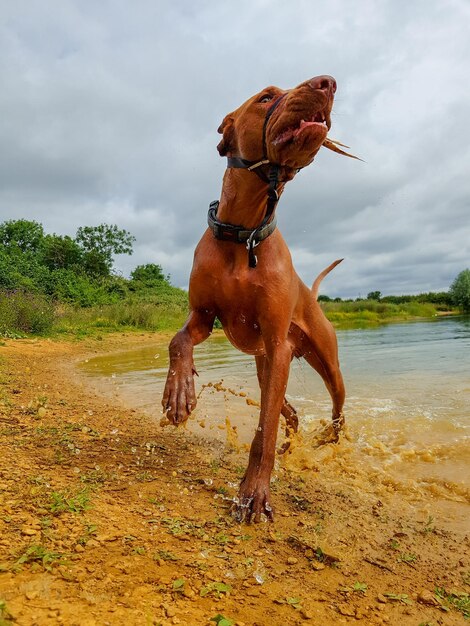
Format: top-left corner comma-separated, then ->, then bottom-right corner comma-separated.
217,75 -> 336,173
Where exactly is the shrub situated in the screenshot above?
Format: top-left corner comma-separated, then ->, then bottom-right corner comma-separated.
55,298 -> 188,334
450,269 -> 470,313
0,290 -> 55,335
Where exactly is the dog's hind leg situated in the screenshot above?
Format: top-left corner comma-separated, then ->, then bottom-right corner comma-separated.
255,355 -> 299,433
255,355 -> 299,453
162,309 -> 215,425
304,345 -> 345,437
298,302 -> 345,439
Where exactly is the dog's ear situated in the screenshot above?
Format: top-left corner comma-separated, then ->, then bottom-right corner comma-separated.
217,116 -> 235,156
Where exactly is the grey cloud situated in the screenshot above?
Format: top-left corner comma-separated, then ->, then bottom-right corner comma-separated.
1,0 -> 469,297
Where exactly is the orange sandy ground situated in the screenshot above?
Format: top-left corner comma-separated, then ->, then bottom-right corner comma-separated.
0,334 -> 468,626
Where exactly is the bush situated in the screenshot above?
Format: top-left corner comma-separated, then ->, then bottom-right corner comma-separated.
0,248 -> 50,292
0,290 -> 55,335
450,269 -> 470,313
48,270 -> 128,306
55,298 -> 188,334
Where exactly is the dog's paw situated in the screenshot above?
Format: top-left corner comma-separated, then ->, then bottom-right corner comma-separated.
161,368 -> 196,425
231,482 -> 274,523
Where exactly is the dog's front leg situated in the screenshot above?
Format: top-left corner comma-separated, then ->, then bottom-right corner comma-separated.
234,339 -> 292,523
162,309 -> 214,425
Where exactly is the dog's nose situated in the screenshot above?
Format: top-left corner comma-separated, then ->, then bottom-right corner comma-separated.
308,75 -> 337,94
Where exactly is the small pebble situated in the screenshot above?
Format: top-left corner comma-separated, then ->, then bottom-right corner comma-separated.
25,590 -> 38,600
338,604 -> 355,617
417,589 -> 439,606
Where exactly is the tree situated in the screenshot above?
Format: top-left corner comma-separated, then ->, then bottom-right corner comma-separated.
450,269 -> 470,313
131,263 -> 166,284
75,224 -> 135,276
367,291 -> 381,301
0,219 -> 44,252
40,234 -> 83,271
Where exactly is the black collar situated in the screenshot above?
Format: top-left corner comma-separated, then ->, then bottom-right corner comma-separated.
208,163 -> 280,268
207,94 -> 289,268
207,200 -> 277,261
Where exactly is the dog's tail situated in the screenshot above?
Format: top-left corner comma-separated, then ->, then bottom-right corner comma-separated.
311,259 -> 343,299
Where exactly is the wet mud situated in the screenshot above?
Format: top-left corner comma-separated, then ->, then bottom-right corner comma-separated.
0,333 -> 469,625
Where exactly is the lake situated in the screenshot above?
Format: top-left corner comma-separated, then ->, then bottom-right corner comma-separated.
80,316 -> 470,511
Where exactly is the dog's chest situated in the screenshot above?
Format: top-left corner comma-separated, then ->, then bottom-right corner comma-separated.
210,271 -> 266,353
221,312 -> 265,355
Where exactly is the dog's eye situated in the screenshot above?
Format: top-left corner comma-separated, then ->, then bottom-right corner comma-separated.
259,94 -> 274,103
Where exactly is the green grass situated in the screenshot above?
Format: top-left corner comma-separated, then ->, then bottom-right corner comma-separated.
48,488 -> 91,514
1,284 -> 457,339
13,544 -> 65,571
54,297 -> 444,337
53,298 -> 188,336
321,299 -> 440,329
435,587 -> 469,619
0,290 -> 55,336
0,279 -> 189,339
0,599 -> 14,626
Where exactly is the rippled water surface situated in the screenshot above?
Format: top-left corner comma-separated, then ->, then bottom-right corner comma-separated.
80,316 -> 470,504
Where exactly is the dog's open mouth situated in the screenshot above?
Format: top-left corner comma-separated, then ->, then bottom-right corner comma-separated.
272,111 -> 329,146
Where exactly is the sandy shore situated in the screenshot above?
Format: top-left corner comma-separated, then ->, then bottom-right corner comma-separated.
0,334 -> 468,625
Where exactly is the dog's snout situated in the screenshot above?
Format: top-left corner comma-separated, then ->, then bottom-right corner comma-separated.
308,75 -> 337,94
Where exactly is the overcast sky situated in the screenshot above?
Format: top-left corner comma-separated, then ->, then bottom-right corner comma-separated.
1,0 -> 469,298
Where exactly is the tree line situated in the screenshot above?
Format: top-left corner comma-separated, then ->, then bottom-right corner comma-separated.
320,279 -> 469,313
1,219 -> 469,313
319,290 -> 453,307
0,219 -> 172,307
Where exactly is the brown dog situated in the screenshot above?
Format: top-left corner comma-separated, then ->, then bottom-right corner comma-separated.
162,75 -> 345,522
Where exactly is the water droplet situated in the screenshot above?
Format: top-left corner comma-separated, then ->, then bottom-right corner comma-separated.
254,568 -> 265,584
